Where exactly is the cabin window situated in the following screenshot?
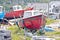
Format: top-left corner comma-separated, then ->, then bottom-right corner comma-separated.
24,12 -> 32,18
34,12 -> 40,15
13,7 -> 16,10
17,6 -> 22,10
0,7 -> 2,12
17,6 -> 20,9
13,6 -> 22,11
26,12 -> 32,16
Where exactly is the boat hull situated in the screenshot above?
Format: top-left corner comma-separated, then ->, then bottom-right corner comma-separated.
5,10 -> 24,20
19,15 -> 46,30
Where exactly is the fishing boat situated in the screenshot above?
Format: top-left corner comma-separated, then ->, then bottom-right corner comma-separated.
19,10 -> 46,33
5,5 -> 33,20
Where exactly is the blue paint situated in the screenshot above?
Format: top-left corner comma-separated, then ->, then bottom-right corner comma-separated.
0,12 -> 5,22
44,26 -> 54,32
0,12 -> 5,19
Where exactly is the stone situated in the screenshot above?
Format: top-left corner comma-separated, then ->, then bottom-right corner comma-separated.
0,30 -> 11,40
31,36 -> 55,40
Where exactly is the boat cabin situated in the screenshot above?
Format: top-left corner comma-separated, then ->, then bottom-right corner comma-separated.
23,10 -> 43,19
12,5 -> 23,11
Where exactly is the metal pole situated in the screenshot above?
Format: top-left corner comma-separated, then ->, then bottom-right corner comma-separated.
48,0 -> 50,17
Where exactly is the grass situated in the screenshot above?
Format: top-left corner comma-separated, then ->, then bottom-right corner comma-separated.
45,31 -> 60,36
56,38 -> 60,40
7,25 -> 31,40
46,18 -> 58,25
7,25 -> 60,40
7,25 -> 20,40
45,31 -> 60,40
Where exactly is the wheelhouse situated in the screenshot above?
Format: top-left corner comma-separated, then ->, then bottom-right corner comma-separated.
13,5 -> 23,11
23,10 -> 42,19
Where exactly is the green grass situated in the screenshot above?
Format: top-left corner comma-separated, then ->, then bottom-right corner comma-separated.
56,38 -> 60,40
7,25 -> 31,40
7,25 -> 20,40
46,18 -> 57,25
45,31 -> 60,40
45,32 -> 60,36
7,25 -> 60,40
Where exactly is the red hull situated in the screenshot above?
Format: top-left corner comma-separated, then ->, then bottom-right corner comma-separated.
5,10 -> 24,19
5,7 -> 33,19
19,15 -> 46,30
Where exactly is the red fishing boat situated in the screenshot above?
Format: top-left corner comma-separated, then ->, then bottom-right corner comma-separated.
19,10 -> 46,33
5,5 -> 33,20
